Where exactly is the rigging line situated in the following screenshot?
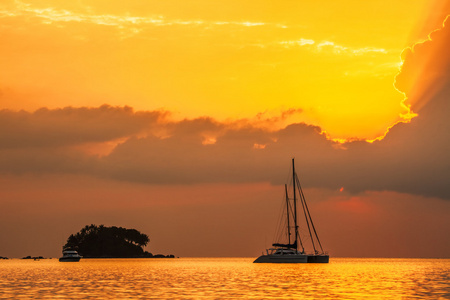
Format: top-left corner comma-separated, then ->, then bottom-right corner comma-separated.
282,218 -> 289,242
297,175 -> 324,253
273,189 -> 288,244
277,205 -> 288,239
288,194 -> 304,251
295,173 -> 316,253
275,218 -> 287,243
274,213 -> 285,243
295,174 -> 324,253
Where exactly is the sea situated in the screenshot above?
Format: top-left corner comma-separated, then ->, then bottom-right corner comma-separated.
0,258 -> 448,299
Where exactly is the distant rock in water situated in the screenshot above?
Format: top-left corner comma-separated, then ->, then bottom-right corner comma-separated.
22,256 -> 45,260
154,254 -> 175,258
0,256 -> 9,260
63,224 -> 174,258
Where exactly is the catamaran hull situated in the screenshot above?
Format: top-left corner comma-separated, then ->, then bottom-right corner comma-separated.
253,254 -> 308,263
307,255 -> 329,263
253,254 -> 329,263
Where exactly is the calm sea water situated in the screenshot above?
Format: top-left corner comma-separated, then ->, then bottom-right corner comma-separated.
0,258 -> 448,299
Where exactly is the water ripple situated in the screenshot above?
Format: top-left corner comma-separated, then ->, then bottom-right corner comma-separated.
0,258 -> 448,299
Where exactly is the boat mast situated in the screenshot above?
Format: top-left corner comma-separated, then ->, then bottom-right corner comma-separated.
292,158 -> 299,252
285,184 -> 291,245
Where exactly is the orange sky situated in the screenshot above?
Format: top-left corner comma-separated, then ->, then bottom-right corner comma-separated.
0,1 -> 449,258
1,0 -> 448,140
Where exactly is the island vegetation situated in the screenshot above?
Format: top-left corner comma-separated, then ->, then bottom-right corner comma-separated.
63,224 -> 174,258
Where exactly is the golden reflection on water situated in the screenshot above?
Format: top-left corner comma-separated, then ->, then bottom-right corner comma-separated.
0,258 -> 448,299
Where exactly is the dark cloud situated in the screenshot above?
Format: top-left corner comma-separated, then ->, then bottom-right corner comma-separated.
0,97 -> 446,198
0,105 -> 164,149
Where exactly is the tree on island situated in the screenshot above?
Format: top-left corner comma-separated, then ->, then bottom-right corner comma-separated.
63,224 -> 157,258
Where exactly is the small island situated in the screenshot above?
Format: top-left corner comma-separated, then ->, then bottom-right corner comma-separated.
63,224 -> 174,258
22,256 -> 46,260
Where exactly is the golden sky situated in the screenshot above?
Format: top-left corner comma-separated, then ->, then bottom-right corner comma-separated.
1,0 -> 447,140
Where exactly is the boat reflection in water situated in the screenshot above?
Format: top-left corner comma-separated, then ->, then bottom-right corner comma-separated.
254,158 -> 329,264
59,250 -> 82,262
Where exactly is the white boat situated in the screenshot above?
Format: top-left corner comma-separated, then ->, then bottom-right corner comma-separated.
254,158 -> 329,263
59,250 -> 82,262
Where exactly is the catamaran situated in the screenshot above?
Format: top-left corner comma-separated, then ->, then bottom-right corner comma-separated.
254,158 -> 329,263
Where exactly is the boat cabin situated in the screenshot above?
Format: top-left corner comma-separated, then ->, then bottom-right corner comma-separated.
266,248 -> 303,256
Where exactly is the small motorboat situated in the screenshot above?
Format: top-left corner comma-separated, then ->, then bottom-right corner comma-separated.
59,250 -> 82,262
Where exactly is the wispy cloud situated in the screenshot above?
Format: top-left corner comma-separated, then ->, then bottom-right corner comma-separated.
281,38 -> 388,55
280,38 -> 315,46
0,1 -> 270,29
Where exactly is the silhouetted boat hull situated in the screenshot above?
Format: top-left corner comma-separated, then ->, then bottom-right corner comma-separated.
254,250 -> 329,263
254,254 -> 308,263
307,254 -> 329,263
59,257 -> 81,262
